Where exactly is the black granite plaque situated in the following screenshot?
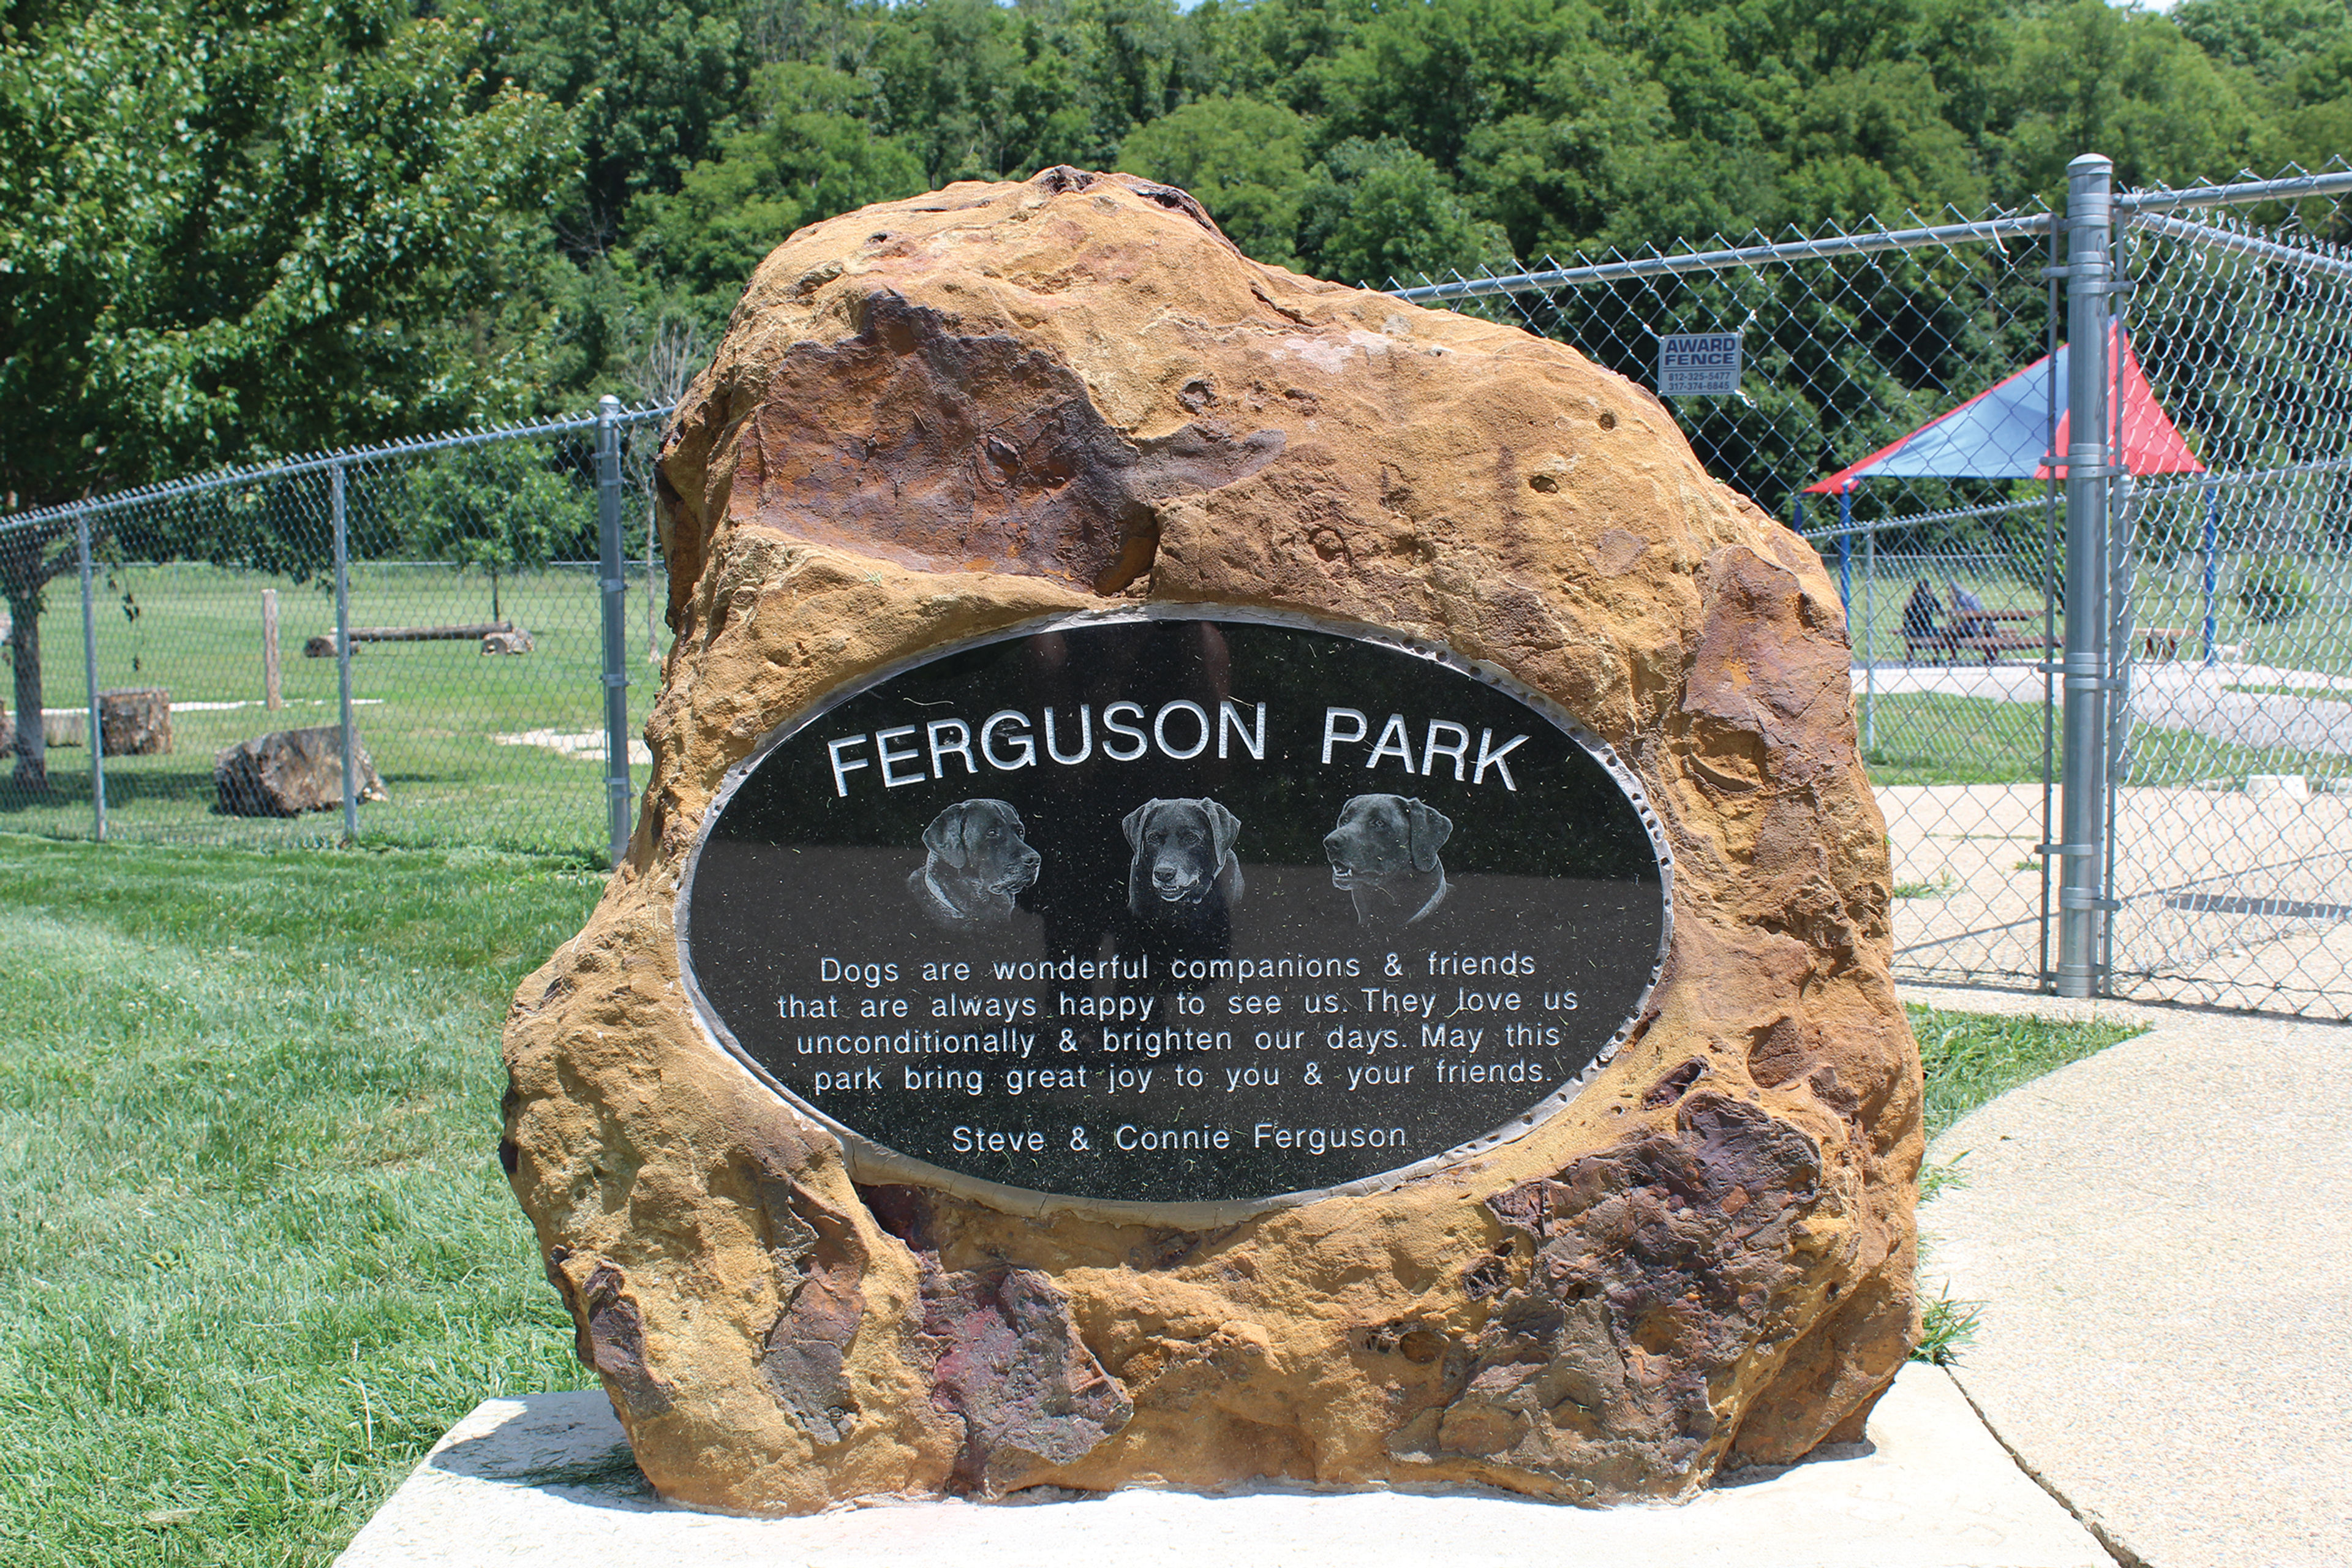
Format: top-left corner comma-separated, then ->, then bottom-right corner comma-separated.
680,612 -> 1670,1213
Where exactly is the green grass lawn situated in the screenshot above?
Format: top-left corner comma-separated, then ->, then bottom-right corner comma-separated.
0,835 -> 2154,1560
2,561 -> 658,858
1858,691 -> 2352,789
0,835 -> 605,1566
1909,1002 -> 2144,1144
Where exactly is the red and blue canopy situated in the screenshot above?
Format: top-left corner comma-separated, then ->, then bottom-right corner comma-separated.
1804,324 -> 2203,492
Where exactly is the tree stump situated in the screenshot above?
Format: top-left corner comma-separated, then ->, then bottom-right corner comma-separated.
99,688 -> 172,756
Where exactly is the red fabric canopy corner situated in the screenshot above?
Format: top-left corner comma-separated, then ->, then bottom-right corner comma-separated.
1805,324 -> 2204,493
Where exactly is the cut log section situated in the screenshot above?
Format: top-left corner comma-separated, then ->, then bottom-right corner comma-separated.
303,622 -> 521,657
99,687 -> 173,756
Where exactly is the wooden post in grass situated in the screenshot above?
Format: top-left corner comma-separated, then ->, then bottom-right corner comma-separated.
262,588 -> 284,710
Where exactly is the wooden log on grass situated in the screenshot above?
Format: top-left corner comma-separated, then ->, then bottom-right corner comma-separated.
303,620 -> 516,657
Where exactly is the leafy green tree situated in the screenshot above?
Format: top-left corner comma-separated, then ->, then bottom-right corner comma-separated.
1297,137 -> 1513,284
633,64 -> 927,305
405,447 -> 593,624
478,0 -> 750,253
1117,96 -> 1312,265
0,0 -> 576,786
2175,0 -> 2352,85
1986,0 -> 2252,197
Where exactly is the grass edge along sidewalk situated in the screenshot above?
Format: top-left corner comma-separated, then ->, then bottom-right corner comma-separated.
0,835 -> 2143,1564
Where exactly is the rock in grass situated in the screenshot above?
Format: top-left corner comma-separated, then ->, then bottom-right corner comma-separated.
213,725 -> 388,816
501,167 -> 1920,1514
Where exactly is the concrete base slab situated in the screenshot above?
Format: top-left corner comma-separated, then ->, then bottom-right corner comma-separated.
335,1363 -> 2106,1568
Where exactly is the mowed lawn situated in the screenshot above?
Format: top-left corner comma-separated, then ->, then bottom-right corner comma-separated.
1856,690 -> 2352,789
0,835 -> 604,1565
0,834 -> 2147,1562
1,561 -> 658,856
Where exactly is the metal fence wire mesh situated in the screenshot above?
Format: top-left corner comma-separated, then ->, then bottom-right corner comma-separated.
1391,203 -> 2070,998
1393,162 -> 2352,1017
2107,187 -> 2352,1013
0,404 -> 668,859
7,157 -> 2351,1018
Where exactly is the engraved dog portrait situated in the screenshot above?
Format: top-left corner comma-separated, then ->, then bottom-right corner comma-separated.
1324,794 -> 1453,928
1123,797 -> 1245,927
909,799 -> 1041,929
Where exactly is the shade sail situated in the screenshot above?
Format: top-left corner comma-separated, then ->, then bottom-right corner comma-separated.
1804,324 -> 2204,492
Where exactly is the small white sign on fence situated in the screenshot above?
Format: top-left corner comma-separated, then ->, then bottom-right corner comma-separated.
1657,332 -> 1742,397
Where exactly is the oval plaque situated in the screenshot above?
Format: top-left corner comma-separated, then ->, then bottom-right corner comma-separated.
680,611 -> 1670,1216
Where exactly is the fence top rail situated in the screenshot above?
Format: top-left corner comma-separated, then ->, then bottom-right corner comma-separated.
0,401 -> 676,537
1800,492 -> 2051,544
1796,453 -> 2352,545
1387,211 -> 2056,304
2125,209 -> 2352,283
2114,167 -> 2352,216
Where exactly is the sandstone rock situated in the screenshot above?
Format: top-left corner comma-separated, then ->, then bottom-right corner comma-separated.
99,687 -> 172,756
502,167 -> 1920,1515
214,725 -> 388,816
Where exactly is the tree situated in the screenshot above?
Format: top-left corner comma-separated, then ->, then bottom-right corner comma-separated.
630,63 -> 927,306
405,446 -> 593,624
1117,97 -> 1312,265
0,519 -> 78,791
477,0 -> 751,255
0,0 -> 576,785
1296,137 -> 1512,285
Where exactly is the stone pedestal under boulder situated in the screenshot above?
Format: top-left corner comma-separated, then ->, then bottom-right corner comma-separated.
502,168 -> 1920,1515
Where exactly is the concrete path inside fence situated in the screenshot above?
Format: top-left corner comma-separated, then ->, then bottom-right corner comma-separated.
1906,982 -> 2352,1568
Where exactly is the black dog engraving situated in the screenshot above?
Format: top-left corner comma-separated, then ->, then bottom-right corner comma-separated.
1123,798 -> 1245,927
1324,794 -> 1452,928
909,799 -> 1041,928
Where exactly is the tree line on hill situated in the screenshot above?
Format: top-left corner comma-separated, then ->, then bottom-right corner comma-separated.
5,0 -> 2347,514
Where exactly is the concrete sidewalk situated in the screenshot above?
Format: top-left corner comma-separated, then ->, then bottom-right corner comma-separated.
1910,984 -> 2352,1568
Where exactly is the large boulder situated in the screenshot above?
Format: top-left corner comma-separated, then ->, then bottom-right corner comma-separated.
502,168 -> 1919,1513
213,725 -> 388,816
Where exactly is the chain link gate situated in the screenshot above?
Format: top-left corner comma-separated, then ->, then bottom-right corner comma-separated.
1392,157 -> 2352,1016
2105,175 -> 2352,1014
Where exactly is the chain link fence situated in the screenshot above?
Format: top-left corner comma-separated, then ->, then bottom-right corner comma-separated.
1393,159 -> 2352,1018
0,402 -> 669,861
9,156 -> 2351,1016
2105,187 -> 2352,1014
1392,203 -> 2069,997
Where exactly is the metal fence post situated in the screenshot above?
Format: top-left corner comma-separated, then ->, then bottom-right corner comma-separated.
597,396 -> 631,867
75,507 -> 105,841
1862,521 -> 1876,755
2057,154 -> 2116,998
332,463 -> 358,842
